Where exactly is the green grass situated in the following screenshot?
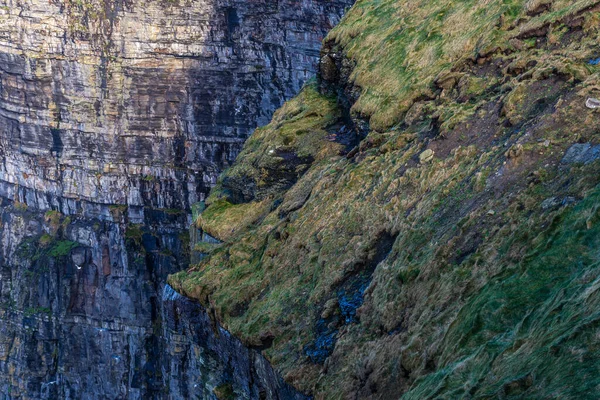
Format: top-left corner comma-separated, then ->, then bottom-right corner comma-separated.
24,307 -> 52,317
125,224 -> 144,246
199,82 -> 345,240
405,187 -> 600,399
325,0 -> 599,131
48,240 -> 79,257
170,0 -> 600,397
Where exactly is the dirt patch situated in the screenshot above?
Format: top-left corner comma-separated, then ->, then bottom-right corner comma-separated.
428,101 -> 503,159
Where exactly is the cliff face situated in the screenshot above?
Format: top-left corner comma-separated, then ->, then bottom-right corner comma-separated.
0,203 -> 190,399
172,0 -> 600,398
162,284 -> 308,400
0,0 -> 352,398
0,0 -> 349,209
0,201 -> 307,399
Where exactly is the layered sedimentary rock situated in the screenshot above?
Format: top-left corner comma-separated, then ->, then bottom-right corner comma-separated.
0,201 -> 190,399
162,285 -> 307,400
0,0 -> 350,210
0,198 -> 306,398
0,0 -> 352,398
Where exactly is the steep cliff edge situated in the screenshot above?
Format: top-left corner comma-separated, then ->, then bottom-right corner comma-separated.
0,0 -> 353,398
0,200 -> 309,399
171,0 -> 600,398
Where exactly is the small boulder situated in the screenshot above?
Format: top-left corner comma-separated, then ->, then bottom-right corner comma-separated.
321,298 -> 340,319
586,98 -> 600,109
541,197 -> 560,210
561,143 -> 600,165
320,55 -> 338,82
419,149 -> 435,164
404,102 -> 427,126
525,0 -> 552,16
542,196 -> 578,210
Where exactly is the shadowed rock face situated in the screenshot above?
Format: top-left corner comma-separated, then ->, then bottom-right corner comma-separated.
0,0 -> 351,210
161,284 -> 309,400
0,0 -> 352,398
0,198 -> 191,399
0,199 -> 308,399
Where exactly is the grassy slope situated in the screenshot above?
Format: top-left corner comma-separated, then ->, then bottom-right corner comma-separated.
170,0 -> 600,398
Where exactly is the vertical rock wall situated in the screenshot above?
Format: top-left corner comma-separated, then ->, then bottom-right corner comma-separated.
162,285 -> 308,400
0,0 -> 351,209
0,0 -> 352,398
0,197 -> 190,399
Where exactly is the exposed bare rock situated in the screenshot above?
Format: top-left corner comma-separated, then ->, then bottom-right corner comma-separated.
0,0 -> 351,210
